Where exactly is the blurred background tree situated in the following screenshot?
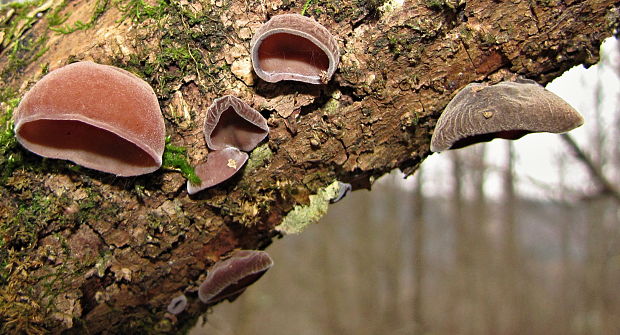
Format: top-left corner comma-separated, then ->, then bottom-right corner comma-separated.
193,37 -> 620,335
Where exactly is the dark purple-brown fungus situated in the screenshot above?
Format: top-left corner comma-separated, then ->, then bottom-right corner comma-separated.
198,250 -> 273,305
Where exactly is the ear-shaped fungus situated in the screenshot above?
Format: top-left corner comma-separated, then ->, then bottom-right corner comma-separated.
186,147 -> 249,195
14,61 -> 165,176
204,95 -> 269,152
167,294 -> 188,315
198,250 -> 274,305
430,79 -> 584,152
250,14 -> 339,84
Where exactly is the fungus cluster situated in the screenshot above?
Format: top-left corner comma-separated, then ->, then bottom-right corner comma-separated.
198,250 -> 274,305
430,79 -> 584,152
15,61 -> 165,176
187,95 -> 269,194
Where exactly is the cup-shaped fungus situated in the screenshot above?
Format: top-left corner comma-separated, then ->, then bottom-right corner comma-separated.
430,79 -> 584,152
250,14 -> 340,84
204,95 -> 269,152
14,61 -> 165,176
186,147 -> 249,195
167,294 -> 188,315
198,250 -> 274,305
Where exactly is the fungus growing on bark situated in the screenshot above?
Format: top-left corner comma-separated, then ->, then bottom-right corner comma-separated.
186,147 -> 249,195
167,294 -> 188,315
430,79 -> 584,152
329,181 -> 352,203
14,61 -> 165,176
250,14 -> 340,84
198,250 -> 273,305
204,95 -> 269,152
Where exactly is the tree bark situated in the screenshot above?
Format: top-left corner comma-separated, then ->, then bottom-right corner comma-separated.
0,0 -> 617,333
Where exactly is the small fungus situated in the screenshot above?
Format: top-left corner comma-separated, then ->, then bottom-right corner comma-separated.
14,61 -> 165,176
198,250 -> 273,305
329,181 -> 352,203
430,79 -> 584,152
167,294 -> 188,315
204,95 -> 269,152
250,14 -> 340,84
186,147 -> 249,195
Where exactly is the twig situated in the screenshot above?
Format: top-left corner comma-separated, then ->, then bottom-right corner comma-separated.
560,133 -> 620,203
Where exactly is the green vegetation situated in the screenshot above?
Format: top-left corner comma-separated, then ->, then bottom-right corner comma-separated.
111,0 -> 229,98
0,97 -> 21,182
46,0 -> 69,27
49,0 -> 109,34
1,0 -> 47,47
115,0 -> 167,23
304,0 -> 385,22
162,137 -> 201,185
301,0 -> 312,15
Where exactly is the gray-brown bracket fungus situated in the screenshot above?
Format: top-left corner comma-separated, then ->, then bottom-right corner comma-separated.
14,61 -> 165,176
186,147 -> 249,195
167,294 -> 188,315
198,250 -> 273,305
250,14 -> 340,84
430,79 -> 584,152
204,95 -> 269,152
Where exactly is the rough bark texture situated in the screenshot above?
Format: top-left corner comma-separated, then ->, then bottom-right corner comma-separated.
0,0 -> 617,333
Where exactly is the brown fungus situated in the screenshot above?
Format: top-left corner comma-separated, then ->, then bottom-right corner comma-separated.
204,95 -> 269,152
198,250 -> 273,305
430,79 -> 584,152
186,147 -> 249,195
250,14 -> 339,84
14,61 -> 165,176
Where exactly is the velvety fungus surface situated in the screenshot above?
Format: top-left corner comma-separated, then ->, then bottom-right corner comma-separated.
14,61 -> 165,176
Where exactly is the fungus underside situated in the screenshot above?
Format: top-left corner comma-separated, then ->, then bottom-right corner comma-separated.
450,129 -> 530,149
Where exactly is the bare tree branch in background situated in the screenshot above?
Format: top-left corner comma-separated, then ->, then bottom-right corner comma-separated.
560,134 -> 620,203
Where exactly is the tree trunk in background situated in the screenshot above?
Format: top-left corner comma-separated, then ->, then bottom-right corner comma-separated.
0,0 -> 617,332
412,168 -> 426,335
319,214 -> 345,335
557,154 -> 575,335
501,142 -> 528,335
468,145 -> 494,335
582,65 -> 609,335
382,178 -> 405,332
450,150 -> 475,335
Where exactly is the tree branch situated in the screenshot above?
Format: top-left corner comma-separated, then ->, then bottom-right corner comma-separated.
560,133 -> 620,203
